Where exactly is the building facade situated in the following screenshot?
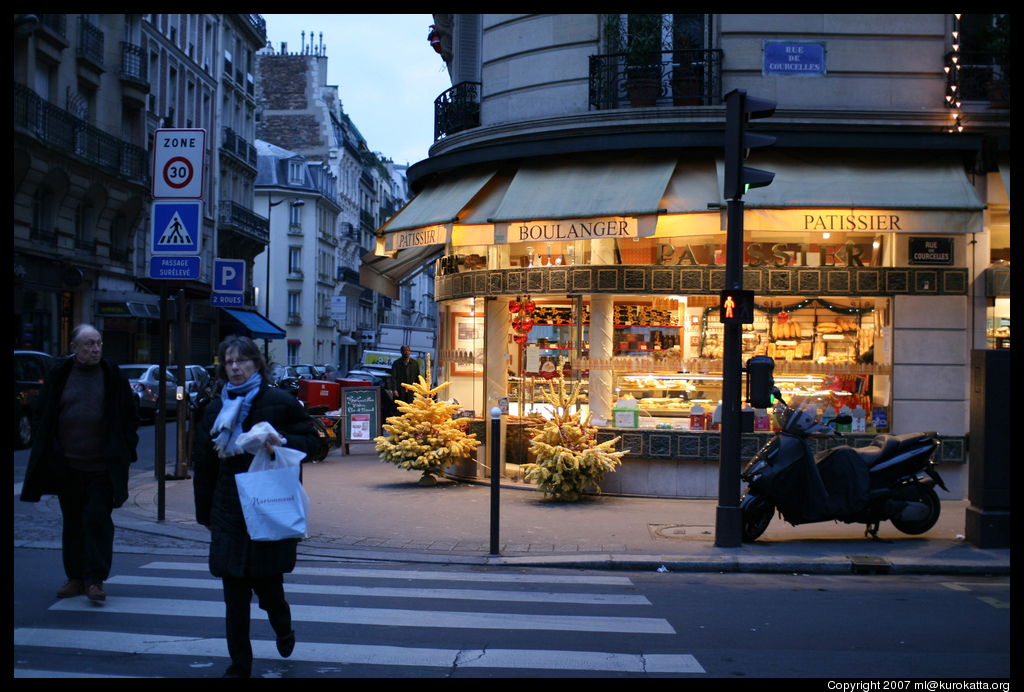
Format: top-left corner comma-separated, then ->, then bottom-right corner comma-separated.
13,13 -> 270,366
367,13 -> 1010,499
255,35 -> 435,373
253,140 -> 341,367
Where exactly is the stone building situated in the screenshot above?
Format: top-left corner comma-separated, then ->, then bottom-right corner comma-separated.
368,13 -> 1009,499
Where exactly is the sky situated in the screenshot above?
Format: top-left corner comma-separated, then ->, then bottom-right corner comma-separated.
262,14 -> 453,167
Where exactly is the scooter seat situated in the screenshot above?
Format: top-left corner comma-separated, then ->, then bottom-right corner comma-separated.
853,443 -> 890,466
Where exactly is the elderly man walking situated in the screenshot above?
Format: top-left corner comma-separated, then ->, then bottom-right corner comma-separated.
21,324 -> 139,601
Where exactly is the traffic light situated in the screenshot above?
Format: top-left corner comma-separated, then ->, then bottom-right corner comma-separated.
724,89 -> 776,200
719,289 -> 754,324
746,355 -> 775,408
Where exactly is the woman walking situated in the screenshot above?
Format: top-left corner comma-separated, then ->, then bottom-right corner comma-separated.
192,336 -> 317,678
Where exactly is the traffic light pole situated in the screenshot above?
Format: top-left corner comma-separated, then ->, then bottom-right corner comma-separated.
716,197 -> 746,547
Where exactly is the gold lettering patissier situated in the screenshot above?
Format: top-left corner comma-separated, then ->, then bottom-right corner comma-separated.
802,214 -> 901,231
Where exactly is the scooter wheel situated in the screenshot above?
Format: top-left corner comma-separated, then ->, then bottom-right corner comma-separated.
741,495 -> 775,542
890,484 -> 940,535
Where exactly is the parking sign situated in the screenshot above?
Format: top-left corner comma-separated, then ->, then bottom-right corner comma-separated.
214,259 -> 246,293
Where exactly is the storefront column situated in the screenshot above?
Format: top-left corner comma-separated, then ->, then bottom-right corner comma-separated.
485,297 -> 511,410
589,238 -> 617,421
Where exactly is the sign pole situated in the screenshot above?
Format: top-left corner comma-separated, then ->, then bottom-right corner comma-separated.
716,197 -> 745,547
489,406 -> 502,556
155,282 -> 168,520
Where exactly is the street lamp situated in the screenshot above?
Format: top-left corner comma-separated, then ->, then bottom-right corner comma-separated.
264,196 -> 305,361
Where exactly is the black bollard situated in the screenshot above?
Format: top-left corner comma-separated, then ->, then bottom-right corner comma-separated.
489,406 -> 501,555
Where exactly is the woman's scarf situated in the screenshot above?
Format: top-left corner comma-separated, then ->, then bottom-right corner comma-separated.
211,371 -> 262,458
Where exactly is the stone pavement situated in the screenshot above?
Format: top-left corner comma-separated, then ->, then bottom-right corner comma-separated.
15,442 -> 1010,575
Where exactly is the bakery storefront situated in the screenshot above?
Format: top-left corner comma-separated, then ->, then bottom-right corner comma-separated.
367,151 -> 980,499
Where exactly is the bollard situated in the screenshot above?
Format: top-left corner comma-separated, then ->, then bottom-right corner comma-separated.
489,406 -> 501,555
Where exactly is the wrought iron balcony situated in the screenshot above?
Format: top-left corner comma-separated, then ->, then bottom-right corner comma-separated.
589,49 -> 723,109
956,51 -> 1010,106
120,41 -> 148,86
14,83 -> 148,184
221,127 -> 257,168
77,16 -> 104,68
218,200 -> 269,245
434,81 -> 481,140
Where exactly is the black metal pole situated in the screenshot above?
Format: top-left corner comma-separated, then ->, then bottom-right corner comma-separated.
174,288 -> 190,478
156,281 -> 168,521
716,197 -> 745,547
489,406 -> 501,555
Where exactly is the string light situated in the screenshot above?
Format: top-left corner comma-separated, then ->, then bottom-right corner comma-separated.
944,13 -> 964,133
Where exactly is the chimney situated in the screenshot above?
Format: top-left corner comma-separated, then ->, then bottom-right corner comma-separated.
281,42 -> 287,54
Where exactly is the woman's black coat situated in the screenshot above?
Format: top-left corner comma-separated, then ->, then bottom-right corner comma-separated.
191,381 -> 317,579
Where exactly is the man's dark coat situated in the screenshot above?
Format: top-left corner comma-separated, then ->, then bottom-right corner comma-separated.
191,382 -> 317,579
390,355 -> 421,402
20,357 -> 139,507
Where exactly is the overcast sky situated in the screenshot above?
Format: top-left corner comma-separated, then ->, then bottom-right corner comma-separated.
262,14 -> 453,166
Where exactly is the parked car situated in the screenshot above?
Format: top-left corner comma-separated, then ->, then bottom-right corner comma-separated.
293,364 -> 324,380
344,369 -> 391,389
270,363 -> 301,396
120,364 -> 180,420
14,350 -> 58,449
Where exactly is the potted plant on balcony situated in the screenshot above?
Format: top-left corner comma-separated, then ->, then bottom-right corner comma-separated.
623,14 -> 664,107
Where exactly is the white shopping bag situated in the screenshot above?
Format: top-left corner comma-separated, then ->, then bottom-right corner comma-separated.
234,424 -> 310,541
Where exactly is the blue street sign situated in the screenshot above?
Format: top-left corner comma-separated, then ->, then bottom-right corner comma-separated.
152,201 -> 202,254
211,293 -> 245,307
214,258 -> 246,293
149,256 -> 201,280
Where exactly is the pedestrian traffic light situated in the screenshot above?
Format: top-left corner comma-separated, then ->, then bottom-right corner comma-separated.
719,289 -> 754,324
724,89 -> 776,200
746,355 -> 776,408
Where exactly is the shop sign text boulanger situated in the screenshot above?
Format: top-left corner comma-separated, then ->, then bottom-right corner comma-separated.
513,217 -> 637,242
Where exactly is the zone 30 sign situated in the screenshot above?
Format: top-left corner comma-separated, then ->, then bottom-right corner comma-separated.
152,128 -> 206,199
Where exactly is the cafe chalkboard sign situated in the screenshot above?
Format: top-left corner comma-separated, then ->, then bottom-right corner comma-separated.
340,386 -> 381,452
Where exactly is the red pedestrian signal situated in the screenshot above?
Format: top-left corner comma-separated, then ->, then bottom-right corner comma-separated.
719,289 -> 754,324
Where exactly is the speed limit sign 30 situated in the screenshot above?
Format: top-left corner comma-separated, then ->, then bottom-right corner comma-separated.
152,128 -> 206,199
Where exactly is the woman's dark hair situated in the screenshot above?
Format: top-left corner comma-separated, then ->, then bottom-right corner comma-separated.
215,335 -> 269,382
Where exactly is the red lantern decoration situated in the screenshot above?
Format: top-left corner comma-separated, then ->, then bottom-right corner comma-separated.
523,297 -> 536,314
509,296 -> 522,314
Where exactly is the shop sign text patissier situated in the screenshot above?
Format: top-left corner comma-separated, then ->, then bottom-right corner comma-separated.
388,224 -> 449,251
514,217 -> 637,242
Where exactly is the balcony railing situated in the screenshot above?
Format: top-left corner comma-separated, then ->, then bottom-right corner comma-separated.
77,16 -> 104,68
957,51 -> 1010,106
218,200 -> 269,245
120,41 -> 148,85
222,127 -> 257,167
589,49 -> 723,109
14,83 -> 149,184
434,81 -> 481,140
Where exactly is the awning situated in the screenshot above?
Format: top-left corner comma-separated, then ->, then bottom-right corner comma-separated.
360,244 -> 445,300
338,335 -> 359,346
221,308 -> 286,340
721,152 -> 985,233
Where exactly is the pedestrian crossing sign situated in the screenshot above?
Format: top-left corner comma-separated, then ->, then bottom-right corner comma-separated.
151,201 -> 202,254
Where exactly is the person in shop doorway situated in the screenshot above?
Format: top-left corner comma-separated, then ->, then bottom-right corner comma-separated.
390,345 -> 421,405
20,323 -> 140,603
191,335 -> 319,678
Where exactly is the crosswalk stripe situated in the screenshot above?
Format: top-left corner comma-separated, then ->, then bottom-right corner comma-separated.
106,574 -> 652,605
50,596 -> 675,633
13,668 -> 142,678
15,628 -> 705,673
143,561 -> 635,586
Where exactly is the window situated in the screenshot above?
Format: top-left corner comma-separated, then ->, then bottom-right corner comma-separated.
32,187 -> 53,234
288,160 -> 305,184
75,200 -> 96,249
288,291 -> 301,317
287,342 -> 300,365
288,247 -> 302,273
289,201 -> 302,227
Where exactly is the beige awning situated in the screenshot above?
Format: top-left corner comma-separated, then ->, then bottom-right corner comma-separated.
379,165 -> 500,234
487,152 -> 679,222
360,245 -> 445,301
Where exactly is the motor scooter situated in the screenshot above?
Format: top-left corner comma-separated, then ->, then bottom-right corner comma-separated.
305,404 -> 341,462
740,388 -> 947,541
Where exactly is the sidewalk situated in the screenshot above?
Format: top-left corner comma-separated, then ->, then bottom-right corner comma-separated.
112,442 -> 1009,575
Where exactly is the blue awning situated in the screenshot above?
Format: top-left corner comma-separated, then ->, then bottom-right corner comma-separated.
221,308 -> 286,340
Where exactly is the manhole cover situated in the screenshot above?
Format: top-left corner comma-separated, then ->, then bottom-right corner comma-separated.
649,524 -> 715,540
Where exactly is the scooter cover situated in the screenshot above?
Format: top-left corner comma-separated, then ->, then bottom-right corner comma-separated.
815,446 -> 871,517
765,436 -> 831,524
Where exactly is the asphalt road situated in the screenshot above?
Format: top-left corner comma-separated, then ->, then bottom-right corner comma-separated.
11,547 -> 1011,678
